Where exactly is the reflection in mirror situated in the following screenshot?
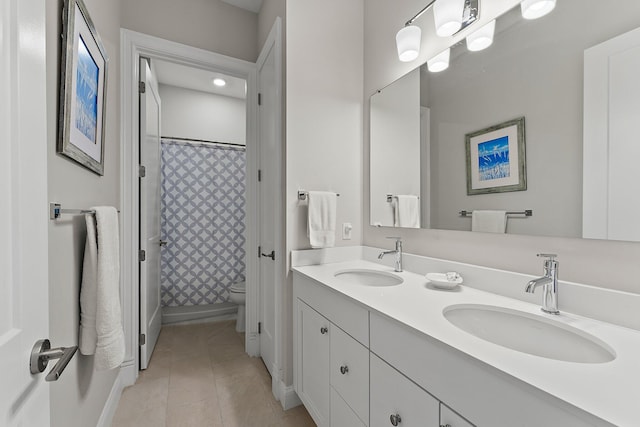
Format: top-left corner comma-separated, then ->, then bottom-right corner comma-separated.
369,0 -> 640,241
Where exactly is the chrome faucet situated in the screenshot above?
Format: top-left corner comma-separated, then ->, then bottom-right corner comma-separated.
378,237 -> 403,272
526,253 -> 559,314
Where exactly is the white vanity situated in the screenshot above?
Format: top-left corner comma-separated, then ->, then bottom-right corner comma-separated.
292,247 -> 640,427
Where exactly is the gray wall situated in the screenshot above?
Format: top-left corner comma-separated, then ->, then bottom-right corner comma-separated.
121,0 -> 259,62
363,0 -> 640,295
46,1 -> 121,426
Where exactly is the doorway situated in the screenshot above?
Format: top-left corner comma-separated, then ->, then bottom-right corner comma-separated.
120,23 -> 284,402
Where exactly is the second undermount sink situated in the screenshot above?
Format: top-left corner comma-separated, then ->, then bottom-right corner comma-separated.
334,269 -> 403,287
443,304 -> 616,364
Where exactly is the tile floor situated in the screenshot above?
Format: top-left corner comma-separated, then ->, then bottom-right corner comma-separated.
112,320 -> 315,427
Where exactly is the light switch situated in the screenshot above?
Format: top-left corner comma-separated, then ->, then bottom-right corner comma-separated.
342,223 -> 353,240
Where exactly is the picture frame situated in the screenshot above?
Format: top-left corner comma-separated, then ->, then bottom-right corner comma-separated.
58,0 -> 108,175
465,117 -> 526,195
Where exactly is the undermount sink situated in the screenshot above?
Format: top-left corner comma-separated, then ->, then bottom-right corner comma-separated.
334,269 -> 403,287
443,304 -> 616,364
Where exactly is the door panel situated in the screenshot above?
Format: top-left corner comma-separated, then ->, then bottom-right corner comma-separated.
139,58 -> 162,369
258,33 -> 279,376
0,0 -> 50,424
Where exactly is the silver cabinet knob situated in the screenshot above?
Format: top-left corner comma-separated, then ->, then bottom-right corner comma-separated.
30,339 -> 78,382
320,326 -> 328,334
340,365 -> 349,375
390,413 -> 402,426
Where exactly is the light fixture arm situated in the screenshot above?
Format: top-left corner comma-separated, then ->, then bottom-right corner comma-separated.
403,0 -> 479,34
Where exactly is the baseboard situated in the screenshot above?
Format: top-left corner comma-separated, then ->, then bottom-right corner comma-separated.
278,380 -> 302,410
96,370 -> 124,427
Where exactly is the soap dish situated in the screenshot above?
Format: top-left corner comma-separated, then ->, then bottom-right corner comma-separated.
426,272 -> 463,290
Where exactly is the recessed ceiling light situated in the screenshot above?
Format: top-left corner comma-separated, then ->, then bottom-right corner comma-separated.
213,78 -> 226,87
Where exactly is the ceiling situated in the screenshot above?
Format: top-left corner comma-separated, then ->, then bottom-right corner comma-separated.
220,0 -> 263,13
153,59 -> 247,100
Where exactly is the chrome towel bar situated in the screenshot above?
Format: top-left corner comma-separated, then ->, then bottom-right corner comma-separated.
298,190 -> 340,201
49,202 -> 119,220
459,209 -> 533,217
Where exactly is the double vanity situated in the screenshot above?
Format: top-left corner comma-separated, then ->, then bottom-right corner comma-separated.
292,246 -> 640,427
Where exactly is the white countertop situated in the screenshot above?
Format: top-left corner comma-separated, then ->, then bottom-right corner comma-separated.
292,259 -> 640,427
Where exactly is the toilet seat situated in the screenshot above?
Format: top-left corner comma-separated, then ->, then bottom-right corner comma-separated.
230,281 -> 245,293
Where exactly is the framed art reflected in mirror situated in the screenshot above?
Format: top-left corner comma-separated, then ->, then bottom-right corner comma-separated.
465,117 -> 526,196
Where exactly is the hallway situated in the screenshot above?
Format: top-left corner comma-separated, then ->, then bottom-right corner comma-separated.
112,321 -> 314,426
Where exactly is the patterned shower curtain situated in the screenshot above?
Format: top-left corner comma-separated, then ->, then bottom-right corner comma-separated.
160,138 -> 246,307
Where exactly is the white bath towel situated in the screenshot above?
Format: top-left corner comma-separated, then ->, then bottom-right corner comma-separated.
393,195 -> 420,228
471,210 -> 507,233
79,206 -> 125,371
307,191 -> 337,248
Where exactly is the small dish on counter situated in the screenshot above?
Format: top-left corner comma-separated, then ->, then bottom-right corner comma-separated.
426,272 -> 463,290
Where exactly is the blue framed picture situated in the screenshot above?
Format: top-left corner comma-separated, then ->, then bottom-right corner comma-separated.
58,0 -> 108,175
465,117 -> 526,195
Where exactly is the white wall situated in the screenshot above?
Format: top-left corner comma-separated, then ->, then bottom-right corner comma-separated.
121,0 -> 259,62
363,0 -> 640,295
46,1 -> 121,426
370,69 -> 421,226
284,0 -> 364,383
159,84 -> 246,144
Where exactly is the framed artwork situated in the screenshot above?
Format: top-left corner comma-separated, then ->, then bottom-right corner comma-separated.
465,117 -> 526,195
58,0 -> 108,175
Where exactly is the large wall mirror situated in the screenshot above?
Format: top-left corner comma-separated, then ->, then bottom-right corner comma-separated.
370,0 -> 640,242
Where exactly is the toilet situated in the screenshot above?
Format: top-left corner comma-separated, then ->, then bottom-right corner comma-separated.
229,281 -> 246,332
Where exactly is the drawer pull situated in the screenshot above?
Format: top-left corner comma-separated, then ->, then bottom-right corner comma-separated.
340,365 -> 349,374
390,413 -> 402,426
320,326 -> 328,334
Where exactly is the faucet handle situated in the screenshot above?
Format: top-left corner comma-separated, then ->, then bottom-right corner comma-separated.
537,253 -> 557,260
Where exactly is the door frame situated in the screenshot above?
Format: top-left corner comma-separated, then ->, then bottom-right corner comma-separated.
120,29 -> 260,384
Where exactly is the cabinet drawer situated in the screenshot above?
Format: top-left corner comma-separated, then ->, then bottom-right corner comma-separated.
440,405 -> 475,427
370,353 -> 439,427
331,387 -> 367,427
330,326 -> 369,425
294,272 -> 369,346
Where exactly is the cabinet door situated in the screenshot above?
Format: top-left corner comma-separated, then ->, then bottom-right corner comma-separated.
297,300 -> 331,427
440,405 -> 475,427
331,387 -> 367,427
370,354 -> 439,427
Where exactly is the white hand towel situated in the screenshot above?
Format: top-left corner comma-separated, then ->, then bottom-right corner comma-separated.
307,191 -> 337,248
471,210 -> 507,233
393,195 -> 420,228
79,206 -> 125,371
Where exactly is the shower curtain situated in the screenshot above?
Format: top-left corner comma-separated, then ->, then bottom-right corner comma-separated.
160,138 -> 246,307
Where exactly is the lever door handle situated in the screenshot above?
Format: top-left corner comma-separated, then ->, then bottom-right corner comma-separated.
159,240 -> 168,247
261,250 -> 276,261
30,339 -> 78,382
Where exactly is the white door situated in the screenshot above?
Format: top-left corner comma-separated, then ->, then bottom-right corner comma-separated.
139,58 -> 163,369
0,0 -> 51,425
257,25 -> 282,378
583,26 -> 640,242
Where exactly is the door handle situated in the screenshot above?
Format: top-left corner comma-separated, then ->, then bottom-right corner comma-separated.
261,250 -> 276,261
30,339 -> 78,382
159,239 -> 168,247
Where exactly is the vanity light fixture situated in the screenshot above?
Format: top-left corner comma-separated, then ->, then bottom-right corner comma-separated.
212,78 -> 226,87
520,0 -> 556,20
427,48 -> 450,72
396,25 -> 422,62
395,0 -> 479,62
466,19 -> 496,52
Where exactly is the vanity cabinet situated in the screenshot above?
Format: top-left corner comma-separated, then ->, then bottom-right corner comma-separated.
440,405 -> 474,427
294,277 -> 370,427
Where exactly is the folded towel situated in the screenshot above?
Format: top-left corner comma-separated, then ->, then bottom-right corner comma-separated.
393,195 -> 420,228
307,191 -> 337,248
471,210 -> 507,233
79,206 -> 125,370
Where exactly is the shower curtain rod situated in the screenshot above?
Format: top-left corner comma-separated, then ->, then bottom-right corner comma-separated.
161,136 -> 246,148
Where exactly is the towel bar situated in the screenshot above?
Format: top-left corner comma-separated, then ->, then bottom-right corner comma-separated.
298,190 -> 340,201
387,194 -> 420,203
49,203 -> 120,220
459,209 -> 533,217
